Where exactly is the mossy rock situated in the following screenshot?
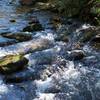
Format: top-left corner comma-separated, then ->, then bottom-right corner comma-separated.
0,55 -> 28,74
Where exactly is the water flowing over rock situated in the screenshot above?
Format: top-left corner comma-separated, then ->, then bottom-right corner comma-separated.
0,36 -> 17,47
0,38 -> 53,58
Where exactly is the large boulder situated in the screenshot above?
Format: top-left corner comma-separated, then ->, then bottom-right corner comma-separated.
1,32 -> 32,42
0,55 -> 28,74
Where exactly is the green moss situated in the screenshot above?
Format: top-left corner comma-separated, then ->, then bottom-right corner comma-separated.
0,55 -> 23,66
0,54 -> 28,74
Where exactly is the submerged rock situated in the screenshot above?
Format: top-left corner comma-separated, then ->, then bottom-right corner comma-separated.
1,32 -> 32,42
5,68 -> 34,83
0,36 -> 17,47
0,55 -> 28,74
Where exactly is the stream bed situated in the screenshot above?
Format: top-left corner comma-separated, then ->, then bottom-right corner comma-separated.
0,0 -> 100,100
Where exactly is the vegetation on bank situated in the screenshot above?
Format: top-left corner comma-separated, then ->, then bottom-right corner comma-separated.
47,0 -> 100,25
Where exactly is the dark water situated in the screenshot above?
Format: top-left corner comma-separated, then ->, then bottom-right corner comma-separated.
0,0 -> 100,100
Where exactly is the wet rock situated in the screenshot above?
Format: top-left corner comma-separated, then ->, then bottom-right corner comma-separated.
5,68 -> 34,83
91,34 -> 100,43
79,27 -> 100,43
0,55 -> 28,74
0,36 -> 17,47
1,32 -> 32,42
0,38 -> 53,57
90,34 -> 100,49
9,19 -> 16,23
23,17 -> 43,32
69,50 -> 86,60
49,16 -> 62,29
23,23 -> 43,32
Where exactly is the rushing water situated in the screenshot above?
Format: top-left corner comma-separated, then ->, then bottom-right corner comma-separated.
0,0 -> 100,100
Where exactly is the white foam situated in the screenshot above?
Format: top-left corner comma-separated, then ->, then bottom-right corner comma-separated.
76,24 -> 91,32
34,93 -> 55,100
35,77 -> 52,93
0,84 -> 8,94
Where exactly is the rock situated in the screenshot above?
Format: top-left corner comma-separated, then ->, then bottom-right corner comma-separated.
26,48 -> 57,66
1,32 -> 32,42
23,23 -> 43,32
5,68 -> 34,83
0,55 -> 28,74
0,38 -> 53,58
0,36 -> 17,47
91,34 -> 100,43
90,34 -> 100,49
9,19 -> 16,23
69,50 -> 86,60
79,27 -> 100,43
50,16 -> 62,29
